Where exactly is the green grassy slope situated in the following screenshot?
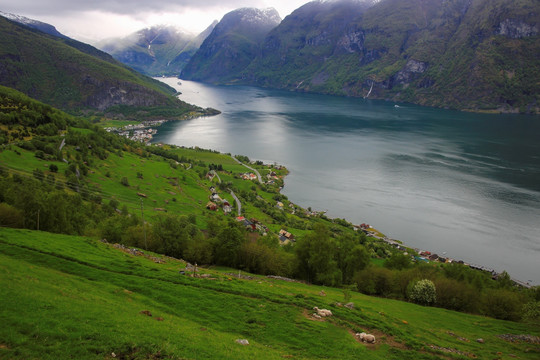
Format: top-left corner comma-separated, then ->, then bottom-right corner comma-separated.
2,83 -> 539,352
1,227 -> 538,360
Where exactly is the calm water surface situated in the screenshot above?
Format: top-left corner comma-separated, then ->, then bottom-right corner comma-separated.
155,78 -> 540,285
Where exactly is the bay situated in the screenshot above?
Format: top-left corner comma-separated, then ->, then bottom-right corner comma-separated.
155,78 -> 540,285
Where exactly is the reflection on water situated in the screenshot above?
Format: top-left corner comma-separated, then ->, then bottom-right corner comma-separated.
155,78 -> 540,285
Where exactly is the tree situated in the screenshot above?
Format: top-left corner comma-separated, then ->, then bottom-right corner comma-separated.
49,164 -> 58,173
152,213 -> 191,258
295,224 -> 342,286
409,279 -> 437,306
384,252 -> 412,270
335,235 -> 370,284
213,222 -> 246,267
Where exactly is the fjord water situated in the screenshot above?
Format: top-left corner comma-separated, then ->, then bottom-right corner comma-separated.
155,78 -> 540,285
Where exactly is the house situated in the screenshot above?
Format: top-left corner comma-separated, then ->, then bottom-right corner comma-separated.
278,229 -> 294,242
222,201 -> 232,214
206,202 -> 218,211
241,173 -> 257,181
210,193 -> 221,202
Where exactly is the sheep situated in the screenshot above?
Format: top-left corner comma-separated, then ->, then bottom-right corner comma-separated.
313,306 -> 333,317
356,332 -> 376,344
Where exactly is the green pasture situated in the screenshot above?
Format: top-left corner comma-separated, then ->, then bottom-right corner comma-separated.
1,228 -> 537,360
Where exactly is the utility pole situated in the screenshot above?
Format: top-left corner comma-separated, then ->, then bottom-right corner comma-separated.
140,199 -> 147,250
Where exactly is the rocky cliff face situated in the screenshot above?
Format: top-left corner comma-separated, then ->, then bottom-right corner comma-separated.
80,76 -> 170,111
238,0 -> 539,113
498,19 -> 538,38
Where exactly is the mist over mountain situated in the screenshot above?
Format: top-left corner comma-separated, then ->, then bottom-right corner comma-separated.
182,0 -> 539,113
98,22 -> 217,76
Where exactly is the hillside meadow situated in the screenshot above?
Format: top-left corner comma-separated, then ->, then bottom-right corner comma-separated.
1,227 -> 539,360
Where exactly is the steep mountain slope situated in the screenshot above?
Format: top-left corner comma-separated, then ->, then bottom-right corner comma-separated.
181,8 -> 281,82
245,0 -> 376,89
191,0 -> 539,113
167,20 -> 219,74
0,15 -> 202,116
98,22 -> 217,76
0,11 -> 68,39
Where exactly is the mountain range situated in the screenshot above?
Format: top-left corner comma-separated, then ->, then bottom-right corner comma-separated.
97,22 -> 217,77
181,0 -> 540,113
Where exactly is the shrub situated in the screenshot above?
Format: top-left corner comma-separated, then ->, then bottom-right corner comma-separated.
482,289 -> 522,321
120,177 -> 129,187
434,277 -> 479,313
49,164 -> 58,173
0,203 -> 24,228
409,279 -> 436,306
354,266 -> 395,297
522,301 -> 540,323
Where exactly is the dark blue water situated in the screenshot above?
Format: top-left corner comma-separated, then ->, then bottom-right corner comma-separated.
154,78 -> 540,285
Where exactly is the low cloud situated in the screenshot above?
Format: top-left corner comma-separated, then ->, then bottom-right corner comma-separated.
2,0 -> 249,16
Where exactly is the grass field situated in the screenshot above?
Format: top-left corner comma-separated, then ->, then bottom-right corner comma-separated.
1,227 -> 538,360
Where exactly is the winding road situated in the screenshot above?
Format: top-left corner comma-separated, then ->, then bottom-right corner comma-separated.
231,156 -> 262,183
229,190 -> 241,216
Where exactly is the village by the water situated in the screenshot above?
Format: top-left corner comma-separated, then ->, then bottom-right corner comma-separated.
108,121 -> 532,289
105,120 -> 165,142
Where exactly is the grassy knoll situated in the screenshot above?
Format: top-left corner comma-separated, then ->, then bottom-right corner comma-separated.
1,227 -> 538,359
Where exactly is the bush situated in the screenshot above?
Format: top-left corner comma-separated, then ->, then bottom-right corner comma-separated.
434,277 -> 479,313
120,177 -> 129,187
354,266 -> 395,297
482,289 -> 522,321
49,164 -> 58,173
522,301 -> 540,323
409,279 -> 436,306
0,202 -> 24,228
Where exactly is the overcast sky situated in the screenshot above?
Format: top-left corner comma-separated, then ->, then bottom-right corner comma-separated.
1,0 -> 310,44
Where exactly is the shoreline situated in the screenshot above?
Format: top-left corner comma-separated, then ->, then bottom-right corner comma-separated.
153,77 -> 538,287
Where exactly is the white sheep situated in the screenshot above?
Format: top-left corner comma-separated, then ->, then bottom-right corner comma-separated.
356,332 -> 376,343
313,306 -> 333,317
